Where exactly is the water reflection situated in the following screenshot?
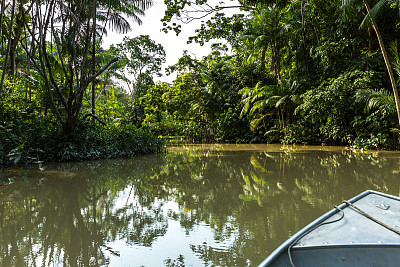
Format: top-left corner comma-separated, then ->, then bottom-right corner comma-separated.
0,145 -> 400,266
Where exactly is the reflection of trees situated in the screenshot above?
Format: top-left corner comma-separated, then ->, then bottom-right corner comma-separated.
0,178 -> 106,267
0,157 -> 169,266
164,254 -> 185,267
136,147 -> 400,265
109,196 -> 167,246
0,147 -> 399,266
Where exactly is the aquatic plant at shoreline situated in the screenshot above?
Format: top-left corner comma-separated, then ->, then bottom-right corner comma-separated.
0,120 -> 164,167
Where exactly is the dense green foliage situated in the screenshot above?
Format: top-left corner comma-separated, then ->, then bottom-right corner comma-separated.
0,0 -> 163,167
2,0 -> 400,168
0,113 -> 163,166
155,0 -> 400,149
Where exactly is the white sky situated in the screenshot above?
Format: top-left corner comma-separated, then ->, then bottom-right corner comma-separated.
102,1 -> 211,82
101,0 -> 242,83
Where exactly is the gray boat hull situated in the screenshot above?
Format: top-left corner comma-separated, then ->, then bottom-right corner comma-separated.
259,190 -> 400,267
270,245 -> 400,267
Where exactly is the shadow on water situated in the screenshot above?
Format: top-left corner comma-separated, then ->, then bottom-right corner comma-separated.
0,144 -> 400,266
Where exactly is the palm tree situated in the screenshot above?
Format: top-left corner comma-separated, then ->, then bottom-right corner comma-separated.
68,0 -> 153,117
240,78 -> 300,134
355,88 -> 396,115
342,0 -> 400,127
240,6 -> 289,84
355,41 -> 400,120
239,81 -> 276,131
20,0 -> 153,133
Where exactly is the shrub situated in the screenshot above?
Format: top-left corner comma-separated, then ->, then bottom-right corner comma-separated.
0,120 -> 164,167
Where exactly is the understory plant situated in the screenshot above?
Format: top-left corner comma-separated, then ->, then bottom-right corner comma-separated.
0,119 -> 164,167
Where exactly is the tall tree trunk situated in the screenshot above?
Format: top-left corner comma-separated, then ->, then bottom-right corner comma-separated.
10,2 -> 26,74
368,26 -> 373,52
0,0 -> 5,51
22,0 -> 117,134
260,46 -> 267,85
0,0 -> 16,95
0,0 -> 4,100
300,0 -> 309,75
91,0 -> 97,116
398,0 -> 400,18
362,0 -> 400,127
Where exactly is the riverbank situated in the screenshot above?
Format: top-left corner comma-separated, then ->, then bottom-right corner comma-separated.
0,121 -> 164,168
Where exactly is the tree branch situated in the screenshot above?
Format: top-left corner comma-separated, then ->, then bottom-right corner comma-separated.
84,57 -> 119,89
180,5 -> 247,24
83,113 -> 106,126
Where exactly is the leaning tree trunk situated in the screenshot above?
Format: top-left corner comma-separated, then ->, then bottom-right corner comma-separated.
363,0 -> 400,127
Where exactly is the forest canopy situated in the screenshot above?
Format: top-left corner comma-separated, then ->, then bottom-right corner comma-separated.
1,0 -> 400,166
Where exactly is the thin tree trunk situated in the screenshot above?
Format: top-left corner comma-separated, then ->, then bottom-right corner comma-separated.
368,26 -> 373,52
0,0 -> 16,94
363,0 -> 400,127
398,0 -> 400,18
91,0 -> 97,116
21,0 -> 117,134
300,0 -> 309,75
0,0 -> 5,51
10,2 -> 26,74
260,46 -> 267,85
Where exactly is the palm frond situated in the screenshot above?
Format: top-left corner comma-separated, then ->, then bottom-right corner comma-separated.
390,128 -> 400,136
250,113 -> 269,131
290,94 -> 301,105
264,129 -> 279,137
278,23 -> 292,36
249,99 -> 267,115
99,0 -> 153,14
355,88 -> 396,114
254,35 -> 268,47
189,102 -> 202,115
56,1 -> 79,23
264,95 -> 280,106
240,97 -> 251,118
112,72 -> 130,83
239,34 -> 256,42
389,40 -> 400,79
360,0 -> 388,30
339,0 -> 358,23
107,12 -> 132,34
238,86 -> 253,96
275,95 -> 288,108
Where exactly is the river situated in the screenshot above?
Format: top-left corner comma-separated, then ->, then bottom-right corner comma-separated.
0,144 -> 399,266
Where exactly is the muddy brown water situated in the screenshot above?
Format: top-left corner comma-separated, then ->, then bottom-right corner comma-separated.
1,144 -> 400,266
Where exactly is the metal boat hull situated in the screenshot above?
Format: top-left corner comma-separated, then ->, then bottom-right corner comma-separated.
269,245 -> 400,267
259,190 -> 400,267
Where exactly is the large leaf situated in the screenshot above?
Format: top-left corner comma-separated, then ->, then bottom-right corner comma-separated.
360,0 -> 389,30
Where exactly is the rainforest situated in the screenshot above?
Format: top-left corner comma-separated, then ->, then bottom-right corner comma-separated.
1,0 -> 400,167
